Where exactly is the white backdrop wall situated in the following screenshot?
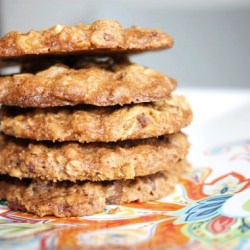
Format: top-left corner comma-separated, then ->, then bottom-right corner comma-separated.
0,0 -> 250,88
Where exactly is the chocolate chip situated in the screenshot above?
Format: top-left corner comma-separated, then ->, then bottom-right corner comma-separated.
27,164 -> 36,174
106,182 -> 123,204
8,200 -> 26,212
116,72 -> 126,80
103,33 -> 114,41
151,32 -> 158,37
136,113 -> 150,128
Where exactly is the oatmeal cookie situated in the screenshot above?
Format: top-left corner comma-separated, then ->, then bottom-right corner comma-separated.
0,160 -> 189,217
1,95 -> 192,142
0,19 -> 173,58
0,61 -> 176,107
0,132 -> 189,181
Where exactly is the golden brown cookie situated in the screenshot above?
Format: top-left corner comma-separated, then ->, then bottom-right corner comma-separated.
0,61 -> 176,107
0,19 -> 173,58
0,160 -> 190,217
0,95 -> 192,142
0,132 -> 189,182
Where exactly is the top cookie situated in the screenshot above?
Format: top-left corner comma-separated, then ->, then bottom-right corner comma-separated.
0,19 -> 173,58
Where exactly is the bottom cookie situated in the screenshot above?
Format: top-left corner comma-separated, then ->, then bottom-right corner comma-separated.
0,160 -> 189,218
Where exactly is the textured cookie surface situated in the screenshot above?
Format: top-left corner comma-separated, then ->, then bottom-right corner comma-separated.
0,19 -> 173,58
0,60 -> 176,107
0,132 -> 189,182
1,95 -> 192,142
0,160 -> 189,217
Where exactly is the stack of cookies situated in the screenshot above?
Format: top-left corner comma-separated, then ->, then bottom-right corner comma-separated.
0,20 -> 192,217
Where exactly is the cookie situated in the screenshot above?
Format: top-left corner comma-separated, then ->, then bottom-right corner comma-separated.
0,132 -> 189,182
0,160 -> 189,217
1,95 -> 192,142
0,19 -> 173,58
0,61 -> 176,107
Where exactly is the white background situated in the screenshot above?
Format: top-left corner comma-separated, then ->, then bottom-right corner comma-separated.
0,0 -> 250,89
